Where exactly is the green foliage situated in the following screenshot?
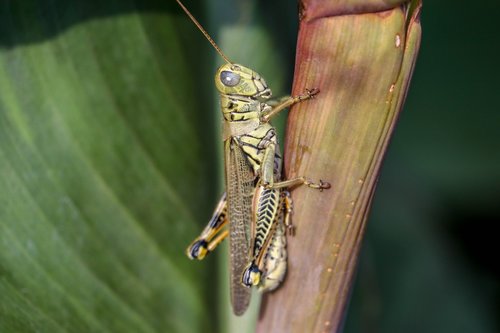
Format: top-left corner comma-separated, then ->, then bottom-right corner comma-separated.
0,1 -> 217,332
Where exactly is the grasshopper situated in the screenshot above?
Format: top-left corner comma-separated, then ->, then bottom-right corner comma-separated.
176,0 -> 330,315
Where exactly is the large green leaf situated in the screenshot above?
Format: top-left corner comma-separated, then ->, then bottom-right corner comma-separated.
0,1 -> 217,332
0,0 -> 294,332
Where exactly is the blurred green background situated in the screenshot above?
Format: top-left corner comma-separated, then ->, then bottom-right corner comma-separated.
346,1 -> 500,332
0,0 -> 498,332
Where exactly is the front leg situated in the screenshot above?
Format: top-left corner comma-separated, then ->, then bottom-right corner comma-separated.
261,88 -> 319,123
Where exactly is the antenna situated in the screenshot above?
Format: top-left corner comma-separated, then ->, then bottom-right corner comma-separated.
175,0 -> 232,64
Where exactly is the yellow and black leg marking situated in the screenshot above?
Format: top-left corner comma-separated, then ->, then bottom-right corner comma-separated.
241,184 -> 281,288
186,193 -> 229,260
256,215 -> 288,292
244,193 -> 291,291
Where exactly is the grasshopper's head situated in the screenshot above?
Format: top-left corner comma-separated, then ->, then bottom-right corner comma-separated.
215,63 -> 272,100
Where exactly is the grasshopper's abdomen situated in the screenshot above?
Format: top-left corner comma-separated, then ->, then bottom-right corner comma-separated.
257,215 -> 287,292
241,178 -> 289,289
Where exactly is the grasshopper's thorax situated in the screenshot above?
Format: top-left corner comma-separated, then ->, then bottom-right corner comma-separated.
216,63 -> 272,139
219,95 -> 260,122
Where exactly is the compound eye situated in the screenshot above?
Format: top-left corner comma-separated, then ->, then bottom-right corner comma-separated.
220,71 -> 241,87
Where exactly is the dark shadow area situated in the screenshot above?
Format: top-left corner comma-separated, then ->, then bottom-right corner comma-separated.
443,205 -> 500,280
256,0 -> 299,88
442,204 -> 500,329
0,0 -> 186,48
